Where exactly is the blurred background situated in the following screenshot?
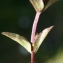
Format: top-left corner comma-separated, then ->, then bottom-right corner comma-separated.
0,0 -> 63,63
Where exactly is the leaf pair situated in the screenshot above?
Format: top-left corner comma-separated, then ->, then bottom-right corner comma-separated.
2,26 -> 53,54
30,0 -> 58,12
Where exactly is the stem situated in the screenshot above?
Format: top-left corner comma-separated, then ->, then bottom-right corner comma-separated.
30,12 -> 41,63
31,12 -> 41,44
31,42 -> 34,63
31,51 -> 34,63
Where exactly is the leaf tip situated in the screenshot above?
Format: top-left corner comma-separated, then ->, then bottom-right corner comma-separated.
1,32 -> 9,37
49,26 -> 54,31
1,32 -> 6,35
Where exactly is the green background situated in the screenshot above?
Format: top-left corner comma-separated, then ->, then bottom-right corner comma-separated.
0,0 -> 63,63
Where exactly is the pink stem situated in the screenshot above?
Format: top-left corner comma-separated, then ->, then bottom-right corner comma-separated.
31,42 -> 34,63
31,51 -> 34,63
30,12 -> 41,63
31,12 -> 41,44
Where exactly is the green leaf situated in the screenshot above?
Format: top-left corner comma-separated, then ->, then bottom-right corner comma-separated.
29,0 -> 44,12
43,0 -> 58,11
1,26 -> 54,54
33,26 -> 54,53
1,32 -> 31,53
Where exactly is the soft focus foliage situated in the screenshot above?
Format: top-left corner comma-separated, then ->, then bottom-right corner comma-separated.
30,0 -> 44,12
1,26 -> 53,53
0,0 -> 63,63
